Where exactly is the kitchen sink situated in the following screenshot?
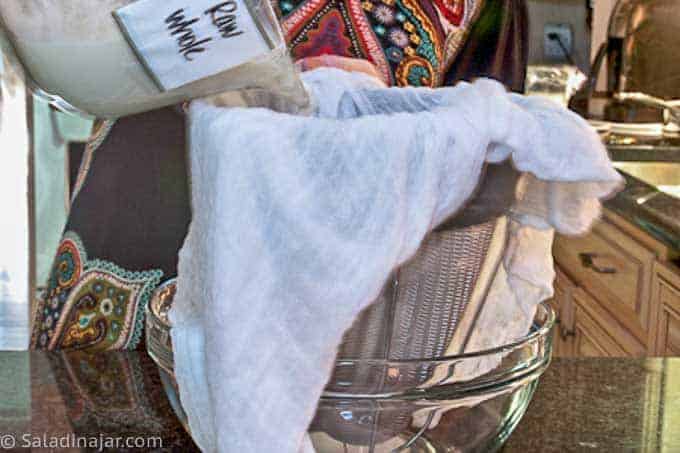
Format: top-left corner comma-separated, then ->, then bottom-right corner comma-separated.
614,161 -> 680,198
592,119 -> 680,162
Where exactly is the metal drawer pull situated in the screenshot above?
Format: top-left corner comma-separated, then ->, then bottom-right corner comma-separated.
560,326 -> 575,339
552,316 -> 575,340
578,252 -> 617,274
553,318 -> 576,340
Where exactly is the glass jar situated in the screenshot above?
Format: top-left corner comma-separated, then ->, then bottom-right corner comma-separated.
0,0 -> 309,118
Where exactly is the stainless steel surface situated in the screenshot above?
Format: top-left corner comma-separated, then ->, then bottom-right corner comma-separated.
586,0 -> 636,97
581,0 -> 680,122
146,218 -> 505,375
615,93 -> 680,126
337,219 -> 499,363
590,0 -> 680,99
608,0 -> 639,38
619,0 -> 680,100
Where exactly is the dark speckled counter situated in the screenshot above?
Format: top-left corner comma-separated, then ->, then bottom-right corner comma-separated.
607,143 -> 680,253
0,352 -> 678,452
504,358 -> 680,452
606,171 -> 680,252
0,351 -> 200,452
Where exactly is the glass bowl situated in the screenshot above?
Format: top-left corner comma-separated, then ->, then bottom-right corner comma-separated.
146,283 -> 554,452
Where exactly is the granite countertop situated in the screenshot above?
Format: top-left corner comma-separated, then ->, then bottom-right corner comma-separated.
605,170 -> 680,253
0,351 -> 678,452
0,350 -> 200,452
504,357 -> 680,452
588,136 -> 680,254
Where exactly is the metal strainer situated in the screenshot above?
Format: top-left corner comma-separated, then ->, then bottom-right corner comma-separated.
146,162 -> 519,389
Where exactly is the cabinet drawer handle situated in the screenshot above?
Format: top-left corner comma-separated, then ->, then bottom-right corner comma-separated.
560,327 -> 576,339
553,317 -> 575,340
578,252 -> 617,274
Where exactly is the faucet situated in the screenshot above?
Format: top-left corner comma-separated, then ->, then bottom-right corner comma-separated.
584,0 -> 638,100
615,92 -> 680,127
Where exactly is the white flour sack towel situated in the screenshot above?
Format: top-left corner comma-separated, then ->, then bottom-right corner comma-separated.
169,68 -> 623,452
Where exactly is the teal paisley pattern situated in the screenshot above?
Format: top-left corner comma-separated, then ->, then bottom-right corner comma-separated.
31,232 -> 163,352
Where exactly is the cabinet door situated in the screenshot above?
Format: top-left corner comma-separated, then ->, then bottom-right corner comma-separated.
554,219 -> 655,345
572,288 -> 646,357
548,267 -> 576,357
651,262 -> 680,356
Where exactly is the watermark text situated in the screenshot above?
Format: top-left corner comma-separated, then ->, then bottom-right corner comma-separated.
0,433 -> 163,451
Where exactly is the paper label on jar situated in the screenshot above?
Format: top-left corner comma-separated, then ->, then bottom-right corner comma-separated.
113,0 -> 275,91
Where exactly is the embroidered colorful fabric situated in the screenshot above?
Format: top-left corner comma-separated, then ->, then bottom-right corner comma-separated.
31,232 -> 163,352
278,0 -> 483,87
28,0 -> 523,354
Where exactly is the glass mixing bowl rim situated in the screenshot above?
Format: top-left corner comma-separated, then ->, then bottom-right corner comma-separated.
147,294 -> 555,366
147,296 -> 554,400
333,302 -> 555,365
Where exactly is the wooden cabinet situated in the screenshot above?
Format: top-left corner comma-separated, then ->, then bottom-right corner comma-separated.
553,218 -> 655,346
650,262 -> 680,355
572,303 -> 621,357
552,210 -> 678,357
550,265 -> 646,357
547,268 -> 575,357
571,287 -> 645,357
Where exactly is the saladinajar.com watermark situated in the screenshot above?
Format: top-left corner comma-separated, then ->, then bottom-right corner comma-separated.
0,433 -> 163,450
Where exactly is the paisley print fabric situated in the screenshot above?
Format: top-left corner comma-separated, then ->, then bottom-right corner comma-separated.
32,232 -> 163,351
29,1 -> 526,352
279,0 -> 484,87
31,107 -> 189,353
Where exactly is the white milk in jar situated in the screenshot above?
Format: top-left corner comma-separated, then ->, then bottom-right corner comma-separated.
0,0 -> 308,117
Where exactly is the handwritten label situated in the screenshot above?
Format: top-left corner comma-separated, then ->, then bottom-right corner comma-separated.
165,9 -> 213,61
206,2 -> 245,39
114,0 -> 273,91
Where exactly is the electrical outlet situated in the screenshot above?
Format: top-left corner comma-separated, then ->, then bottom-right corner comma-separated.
544,23 -> 573,62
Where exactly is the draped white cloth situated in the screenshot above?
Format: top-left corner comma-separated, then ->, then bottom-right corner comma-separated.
170,68 -> 623,452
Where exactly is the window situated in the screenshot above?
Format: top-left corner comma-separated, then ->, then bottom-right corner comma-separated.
0,55 -> 30,350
